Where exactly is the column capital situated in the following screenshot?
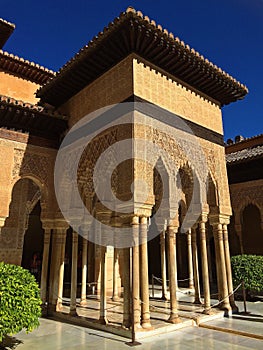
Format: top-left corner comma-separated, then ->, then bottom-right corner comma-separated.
200,212 -> 208,223
140,216 -> 148,225
167,217 -> 179,228
131,215 -> 139,225
53,219 -> 70,230
209,214 -> 230,226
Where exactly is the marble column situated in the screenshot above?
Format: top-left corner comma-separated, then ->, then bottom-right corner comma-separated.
112,248 -> 120,301
160,230 -> 168,300
123,247 -> 131,328
187,230 -> 194,289
132,216 -> 141,330
199,217 -> 211,313
99,245 -> 108,324
40,228 -> 51,302
223,224 -> 238,311
140,216 -> 151,329
167,225 -> 181,323
80,237 -> 88,306
213,223 -> 231,310
56,229 -> 67,311
213,226 -> 223,301
191,227 -> 202,304
70,232 -> 78,315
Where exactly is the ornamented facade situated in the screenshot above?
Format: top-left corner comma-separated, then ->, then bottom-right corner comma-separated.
0,8 -> 255,339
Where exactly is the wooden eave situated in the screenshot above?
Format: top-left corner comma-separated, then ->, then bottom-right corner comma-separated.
0,50 -> 55,84
0,95 -> 68,143
0,18 -> 15,49
37,7 -> 248,107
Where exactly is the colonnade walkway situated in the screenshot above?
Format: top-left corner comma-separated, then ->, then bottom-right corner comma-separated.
11,298 -> 263,350
45,286 -> 232,339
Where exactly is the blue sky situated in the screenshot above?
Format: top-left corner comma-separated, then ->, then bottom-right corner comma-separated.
1,0 -> 262,140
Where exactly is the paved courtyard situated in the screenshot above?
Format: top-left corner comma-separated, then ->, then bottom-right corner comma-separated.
7,299 -> 263,350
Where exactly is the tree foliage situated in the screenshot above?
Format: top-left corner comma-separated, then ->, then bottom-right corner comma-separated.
231,254 -> 263,293
0,262 -> 42,342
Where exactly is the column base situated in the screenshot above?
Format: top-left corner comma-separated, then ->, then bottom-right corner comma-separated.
202,308 -> 214,315
161,294 -> 169,301
98,316 -> 108,325
168,314 -> 182,324
193,299 -> 203,305
80,299 -> 88,306
122,320 -> 131,329
219,302 -> 231,312
112,296 -> 120,302
69,309 -> 78,316
230,303 -> 239,313
141,321 -> 152,329
134,323 -> 142,331
56,302 -> 63,312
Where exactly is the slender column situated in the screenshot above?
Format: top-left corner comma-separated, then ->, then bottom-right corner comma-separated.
70,231 -> 78,315
187,230 -> 194,289
160,230 -> 168,300
56,229 -> 67,311
199,217 -> 211,313
40,228 -> 51,302
213,227 -> 223,301
140,217 -> 151,329
214,223 -> 231,310
192,227 -> 202,304
112,248 -> 119,301
80,237 -> 88,305
132,216 -> 141,330
99,245 -> 108,324
206,234 -> 213,283
123,247 -> 131,328
167,225 -> 181,323
223,224 -> 238,312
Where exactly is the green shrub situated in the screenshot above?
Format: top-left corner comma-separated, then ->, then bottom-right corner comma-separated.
231,254 -> 263,293
0,262 -> 42,342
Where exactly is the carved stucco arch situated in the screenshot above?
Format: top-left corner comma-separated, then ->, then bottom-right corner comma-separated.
12,174 -> 48,220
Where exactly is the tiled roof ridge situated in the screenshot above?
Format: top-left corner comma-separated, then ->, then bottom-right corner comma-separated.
226,144 -> 263,164
0,18 -> 15,29
0,49 -> 55,74
0,49 -> 55,75
0,94 -> 67,119
40,6 -> 247,94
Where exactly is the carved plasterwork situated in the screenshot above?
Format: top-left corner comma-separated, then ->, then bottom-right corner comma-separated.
12,148 -> 50,184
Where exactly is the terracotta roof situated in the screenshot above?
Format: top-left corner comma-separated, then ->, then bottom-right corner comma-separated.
0,94 -> 67,119
0,94 -> 68,142
0,50 -> 55,84
0,18 -> 15,49
226,145 -> 263,164
37,6 -> 248,108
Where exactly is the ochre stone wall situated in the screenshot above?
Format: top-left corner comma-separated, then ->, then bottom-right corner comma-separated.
0,71 -> 39,104
133,56 -> 223,135
60,56 -> 134,128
